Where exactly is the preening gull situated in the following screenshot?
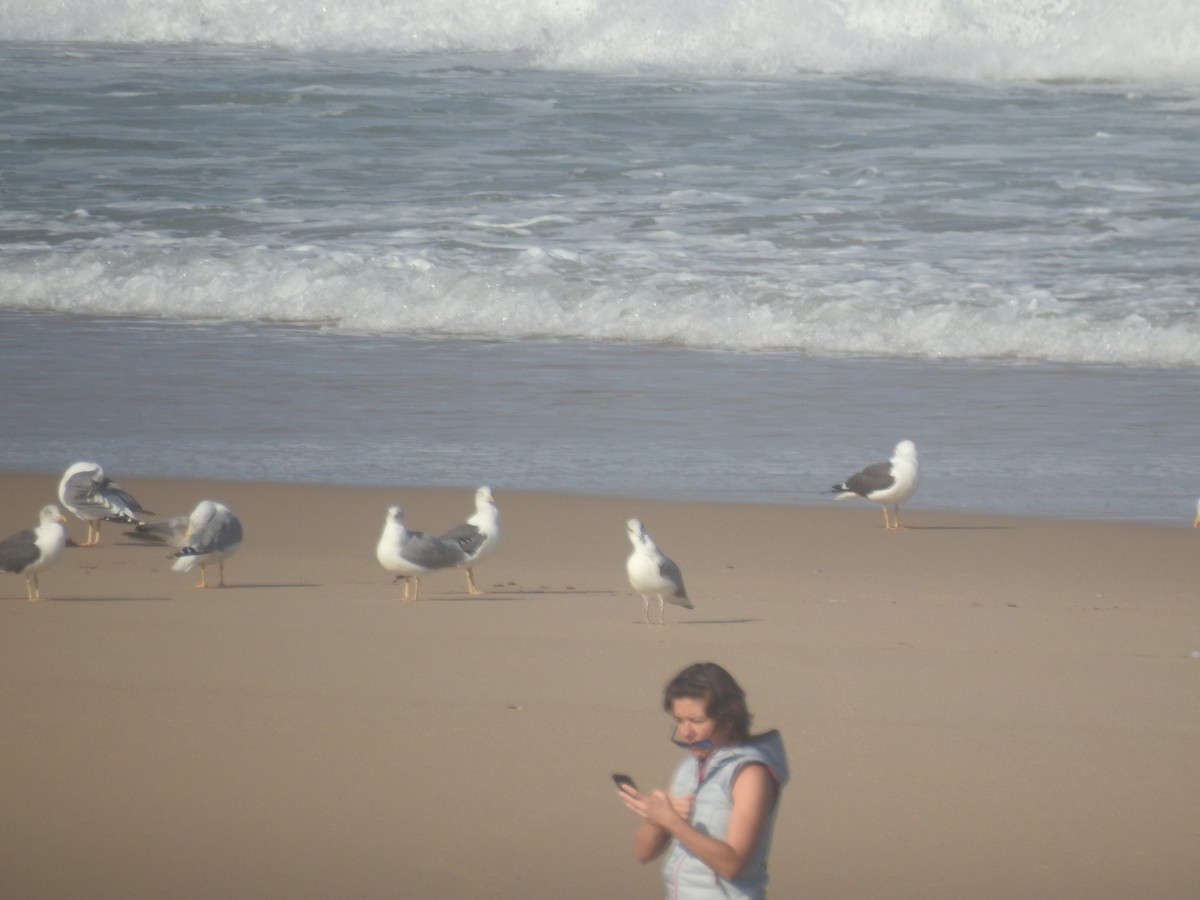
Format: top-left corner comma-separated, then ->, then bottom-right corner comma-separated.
828,440 -> 919,530
169,500 -> 243,588
0,505 -> 68,602
377,505 -> 468,602
625,518 -> 693,625
125,515 -> 190,548
57,461 -> 152,546
439,486 -> 501,595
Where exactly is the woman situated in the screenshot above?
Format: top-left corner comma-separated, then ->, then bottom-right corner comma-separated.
619,662 -> 789,900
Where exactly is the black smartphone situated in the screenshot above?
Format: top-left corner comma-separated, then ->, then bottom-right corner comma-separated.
611,773 -> 638,791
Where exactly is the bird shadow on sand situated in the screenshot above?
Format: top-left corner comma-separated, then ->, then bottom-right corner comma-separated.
493,585 -> 622,596
899,524 -> 1014,532
411,587 -> 622,602
199,582 -> 318,590
402,593 -> 528,603
674,618 -> 761,626
29,595 -> 172,603
28,586 -> 314,600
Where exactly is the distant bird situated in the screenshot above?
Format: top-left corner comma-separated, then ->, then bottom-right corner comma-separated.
439,486 -> 501,595
625,518 -> 692,625
1193,497 -> 1199,528
57,461 -> 152,546
169,501 -> 243,588
124,515 -> 190,548
377,505 -> 468,602
0,505 -> 68,602
828,440 -> 920,530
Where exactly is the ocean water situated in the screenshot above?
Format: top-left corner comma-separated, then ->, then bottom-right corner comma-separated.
1,0 -> 1198,523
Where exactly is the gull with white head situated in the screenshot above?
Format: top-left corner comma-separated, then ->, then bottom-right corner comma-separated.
828,440 -> 920,530
625,518 -> 692,625
439,486 -> 501,595
0,505 -> 68,601
377,505 -> 468,602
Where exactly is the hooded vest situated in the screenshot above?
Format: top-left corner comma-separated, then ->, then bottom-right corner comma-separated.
662,730 -> 789,900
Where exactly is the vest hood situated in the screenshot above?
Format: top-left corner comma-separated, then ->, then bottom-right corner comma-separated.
706,729 -> 789,788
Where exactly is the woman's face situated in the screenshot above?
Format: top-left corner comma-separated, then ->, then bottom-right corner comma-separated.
670,696 -> 718,758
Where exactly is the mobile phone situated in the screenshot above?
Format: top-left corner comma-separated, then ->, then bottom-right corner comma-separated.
611,773 -> 638,791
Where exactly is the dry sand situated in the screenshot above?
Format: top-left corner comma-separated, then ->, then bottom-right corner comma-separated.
2,469 -> 1198,899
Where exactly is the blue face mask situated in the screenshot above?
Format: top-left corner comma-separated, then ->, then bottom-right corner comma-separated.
670,725 -> 713,751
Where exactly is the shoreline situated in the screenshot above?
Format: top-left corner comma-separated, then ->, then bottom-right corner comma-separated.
3,470 -> 1199,899
4,312 -> 1199,527
3,467 -> 1194,530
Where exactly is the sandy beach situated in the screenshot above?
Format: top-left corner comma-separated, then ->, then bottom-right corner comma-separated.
2,469 -> 1198,899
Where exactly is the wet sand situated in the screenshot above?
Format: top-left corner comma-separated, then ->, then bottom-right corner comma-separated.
2,470 -> 1198,899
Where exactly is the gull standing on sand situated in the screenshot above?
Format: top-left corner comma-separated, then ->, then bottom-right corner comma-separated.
377,505 -> 468,602
57,461 -> 152,546
439,486 -> 501,595
828,440 -> 920,530
0,505 -> 68,602
625,518 -> 693,625
169,500 -> 243,588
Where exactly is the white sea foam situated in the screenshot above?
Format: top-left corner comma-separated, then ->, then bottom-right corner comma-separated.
4,243 -> 1198,367
2,0 -> 1199,83
2,26 -> 1198,369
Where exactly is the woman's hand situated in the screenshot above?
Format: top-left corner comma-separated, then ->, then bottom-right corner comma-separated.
669,792 -> 694,821
618,783 -> 648,817
623,786 -> 693,829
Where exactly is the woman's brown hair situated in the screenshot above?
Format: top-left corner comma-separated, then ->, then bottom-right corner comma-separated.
663,662 -> 752,744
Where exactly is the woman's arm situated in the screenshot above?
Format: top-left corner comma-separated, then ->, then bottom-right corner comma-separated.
639,763 -> 777,881
621,786 -> 694,863
632,818 -> 672,863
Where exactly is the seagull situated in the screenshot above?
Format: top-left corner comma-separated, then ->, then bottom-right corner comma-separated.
625,518 -> 692,625
828,440 -> 919,530
439,486 -> 501,595
1193,497 -> 1199,528
168,500 -> 243,588
0,505 -> 68,602
377,505 -> 468,602
57,461 -> 152,546
124,515 -> 190,548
